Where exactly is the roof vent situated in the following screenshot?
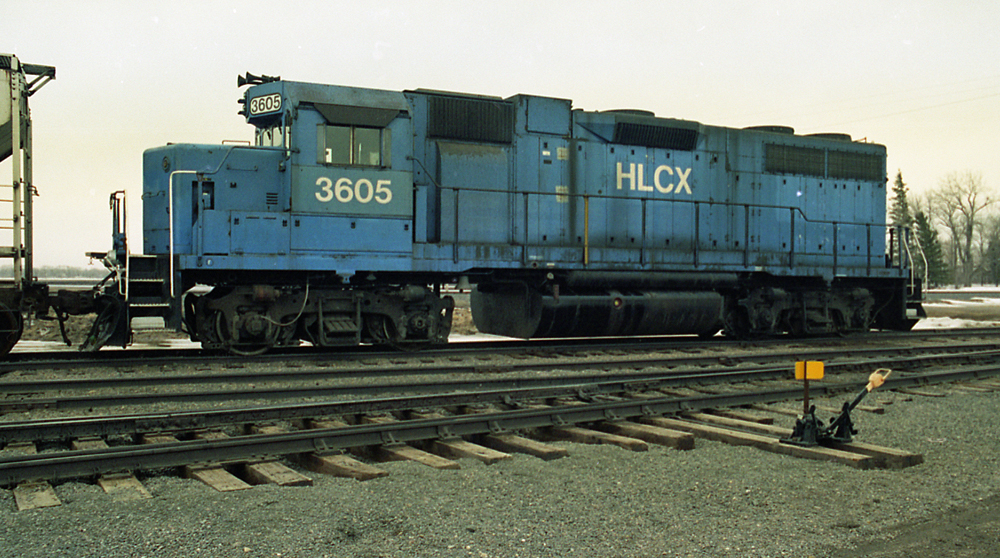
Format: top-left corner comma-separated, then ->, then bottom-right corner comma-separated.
604,109 -> 656,117
806,132 -> 852,142
745,125 -> 795,135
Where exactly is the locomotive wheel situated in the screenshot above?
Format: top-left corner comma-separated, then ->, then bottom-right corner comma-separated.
786,310 -> 808,337
214,311 -> 274,356
722,305 -> 755,340
0,303 -> 22,357
364,314 -> 400,345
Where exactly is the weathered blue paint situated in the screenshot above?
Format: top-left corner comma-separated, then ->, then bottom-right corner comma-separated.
141,80 -> 896,283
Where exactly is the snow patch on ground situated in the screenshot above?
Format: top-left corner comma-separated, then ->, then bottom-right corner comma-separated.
913,316 -> 1000,329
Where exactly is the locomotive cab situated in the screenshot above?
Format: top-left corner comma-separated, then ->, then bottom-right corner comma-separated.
132,79 -> 450,354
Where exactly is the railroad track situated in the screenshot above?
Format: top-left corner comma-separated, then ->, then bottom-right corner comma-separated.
2,365 -> 996,495
3,339 -> 1000,507
2,338 -> 999,412
5,326 -> 998,373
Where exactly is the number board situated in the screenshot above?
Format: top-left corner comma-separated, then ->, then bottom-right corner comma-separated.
248,93 -> 282,116
292,166 -> 413,217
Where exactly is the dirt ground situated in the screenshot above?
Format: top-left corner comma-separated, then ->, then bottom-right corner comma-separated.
450,306 -> 477,335
825,495 -> 1000,558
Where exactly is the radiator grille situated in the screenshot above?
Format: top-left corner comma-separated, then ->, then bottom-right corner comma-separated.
765,144 -> 826,176
612,122 -> 698,150
828,151 -> 882,181
428,96 -> 513,144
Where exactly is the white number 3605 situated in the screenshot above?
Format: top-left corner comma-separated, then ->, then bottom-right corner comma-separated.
315,177 -> 392,205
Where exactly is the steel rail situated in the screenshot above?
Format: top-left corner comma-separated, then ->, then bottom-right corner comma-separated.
3,345 -> 1000,414
2,362 -> 998,486
4,342 -> 1000,396
2,357 -> 999,445
5,327 -> 998,373
4,335 -> 725,371
0,372 -> 718,444
0,363 -> 787,412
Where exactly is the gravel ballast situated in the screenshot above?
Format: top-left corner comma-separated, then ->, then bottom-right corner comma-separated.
2,384 -> 999,557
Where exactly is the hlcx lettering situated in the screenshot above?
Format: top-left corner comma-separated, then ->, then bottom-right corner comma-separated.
616,163 -> 692,195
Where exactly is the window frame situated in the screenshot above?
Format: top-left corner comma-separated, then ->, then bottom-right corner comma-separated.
317,124 -> 391,168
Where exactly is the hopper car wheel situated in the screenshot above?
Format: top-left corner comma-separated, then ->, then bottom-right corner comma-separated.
214,311 -> 274,356
0,303 -> 22,357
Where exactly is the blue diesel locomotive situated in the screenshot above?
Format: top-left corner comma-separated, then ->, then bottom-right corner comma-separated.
83,74 -> 922,354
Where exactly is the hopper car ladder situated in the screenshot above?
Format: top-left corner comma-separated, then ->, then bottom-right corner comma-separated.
0,54 -> 54,355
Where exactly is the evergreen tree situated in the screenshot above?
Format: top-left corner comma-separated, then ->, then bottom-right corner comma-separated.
889,170 -> 912,227
912,210 -> 948,287
887,170 -> 918,268
980,217 -> 1000,286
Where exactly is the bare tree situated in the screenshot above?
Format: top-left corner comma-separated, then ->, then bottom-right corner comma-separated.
928,171 -> 994,286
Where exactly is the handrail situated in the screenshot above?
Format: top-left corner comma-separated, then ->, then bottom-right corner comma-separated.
166,146 -> 241,297
168,170 -> 198,298
110,191 -> 129,300
902,226 -> 917,293
432,183 -> 894,274
410,154 -> 888,270
431,183 -> 880,230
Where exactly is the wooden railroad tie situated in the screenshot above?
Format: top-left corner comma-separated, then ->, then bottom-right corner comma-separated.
897,387 -> 947,398
524,403 -> 694,452
953,382 -> 997,393
296,419 -> 389,481
460,406 -> 570,460
407,410 -> 513,465
1,442 -> 61,511
358,415 -> 461,469
141,432 -> 250,492
593,421 -> 695,451
658,414 -> 922,469
72,437 -> 152,501
480,432 -> 569,461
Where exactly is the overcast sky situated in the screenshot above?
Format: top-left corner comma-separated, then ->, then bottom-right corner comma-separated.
4,0 -> 999,267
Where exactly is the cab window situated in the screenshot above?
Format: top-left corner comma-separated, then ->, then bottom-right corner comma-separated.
318,125 -> 390,167
255,125 -> 289,148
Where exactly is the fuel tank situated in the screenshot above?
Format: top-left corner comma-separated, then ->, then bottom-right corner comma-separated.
471,282 -> 723,338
